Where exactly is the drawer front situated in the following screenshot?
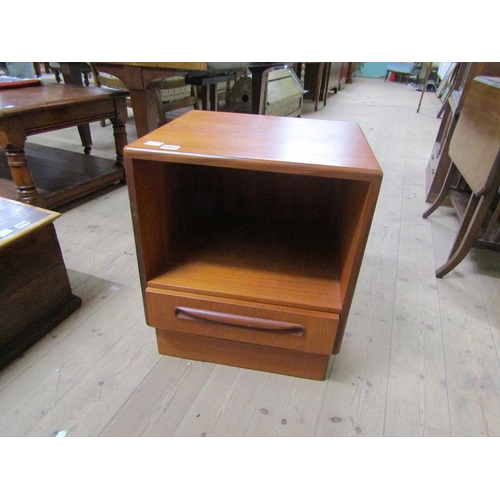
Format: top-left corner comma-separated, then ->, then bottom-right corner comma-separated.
145,287 -> 338,355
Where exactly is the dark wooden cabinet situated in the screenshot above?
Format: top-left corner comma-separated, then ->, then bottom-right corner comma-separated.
301,62 -> 353,103
0,198 -> 81,368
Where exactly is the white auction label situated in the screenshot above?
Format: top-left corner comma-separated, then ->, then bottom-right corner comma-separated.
14,220 -> 30,229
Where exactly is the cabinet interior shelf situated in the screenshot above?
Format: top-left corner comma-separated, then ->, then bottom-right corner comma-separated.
148,221 -> 342,313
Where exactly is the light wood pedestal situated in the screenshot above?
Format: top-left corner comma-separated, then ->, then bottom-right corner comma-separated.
124,110 -> 382,380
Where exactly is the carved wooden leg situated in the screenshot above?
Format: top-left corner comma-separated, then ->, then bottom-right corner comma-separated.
77,125 -> 92,155
5,148 -> 46,207
111,120 -> 127,169
110,98 -> 129,174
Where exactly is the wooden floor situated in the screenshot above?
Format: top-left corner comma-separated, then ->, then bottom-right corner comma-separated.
1,77 -> 499,437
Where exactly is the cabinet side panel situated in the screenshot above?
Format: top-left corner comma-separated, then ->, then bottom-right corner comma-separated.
334,179 -> 381,353
125,159 -> 179,292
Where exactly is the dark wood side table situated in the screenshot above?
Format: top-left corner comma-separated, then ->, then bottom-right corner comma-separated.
0,83 -> 128,208
124,110 -> 382,380
0,197 -> 81,369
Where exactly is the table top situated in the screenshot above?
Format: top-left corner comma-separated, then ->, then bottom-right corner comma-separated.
0,83 -> 128,117
124,110 -> 383,181
0,197 -> 60,248
100,62 -> 209,71
98,62 -> 282,73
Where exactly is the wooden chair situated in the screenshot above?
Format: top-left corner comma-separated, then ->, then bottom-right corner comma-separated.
49,62 -> 92,86
155,76 -> 198,126
423,76 -> 500,277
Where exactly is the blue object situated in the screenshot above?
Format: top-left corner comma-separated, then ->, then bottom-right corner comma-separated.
385,62 -> 420,83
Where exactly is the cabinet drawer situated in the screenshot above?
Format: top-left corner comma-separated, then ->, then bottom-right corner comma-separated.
145,287 -> 338,355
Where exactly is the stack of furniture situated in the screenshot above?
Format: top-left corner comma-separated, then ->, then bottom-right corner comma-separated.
423,76 -> 500,277
425,62 -> 500,203
299,63 -> 355,111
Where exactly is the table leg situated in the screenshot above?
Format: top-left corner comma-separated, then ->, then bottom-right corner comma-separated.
77,127 -> 92,154
315,62 -> 324,112
129,88 -> 161,138
251,67 -> 266,114
4,148 -> 46,207
110,99 -> 129,170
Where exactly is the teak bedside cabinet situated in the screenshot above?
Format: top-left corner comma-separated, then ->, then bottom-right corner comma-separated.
124,110 -> 382,380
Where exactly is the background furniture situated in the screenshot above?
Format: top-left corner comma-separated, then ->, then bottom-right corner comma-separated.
299,63 -> 354,111
423,76 -> 500,277
92,63 -> 284,137
89,63 -> 198,127
52,62 -> 97,154
425,62 -> 500,203
300,62 -> 331,111
384,62 -> 421,83
0,83 -> 128,208
0,197 -> 81,369
124,110 -> 382,380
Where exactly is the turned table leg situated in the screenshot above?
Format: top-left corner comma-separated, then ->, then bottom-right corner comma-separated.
0,126 -> 45,207
77,126 -> 93,155
5,147 -> 46,207
110,98 -> 129,170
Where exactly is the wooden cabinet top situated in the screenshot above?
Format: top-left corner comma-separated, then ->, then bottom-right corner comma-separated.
125,110 -> 383,181
0,197 -> 59,248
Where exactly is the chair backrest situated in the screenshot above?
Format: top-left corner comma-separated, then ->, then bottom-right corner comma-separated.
449,76 -> 500,195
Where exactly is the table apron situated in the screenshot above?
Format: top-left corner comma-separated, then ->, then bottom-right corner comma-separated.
2,99 -> 123,137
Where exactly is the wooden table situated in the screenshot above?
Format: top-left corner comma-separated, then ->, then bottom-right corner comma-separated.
0,197 -> 81,369
124,110 -> 382,380
0,82 -> 128,208
92,63 -> 284,138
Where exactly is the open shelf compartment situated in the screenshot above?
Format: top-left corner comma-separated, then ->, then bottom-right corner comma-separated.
130,159 -> 372,315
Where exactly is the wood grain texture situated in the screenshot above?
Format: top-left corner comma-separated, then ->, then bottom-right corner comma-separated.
156,329 -> 331,381
125,110 -> 382,181
449,76 -> 500,194
146,288 -> 338,355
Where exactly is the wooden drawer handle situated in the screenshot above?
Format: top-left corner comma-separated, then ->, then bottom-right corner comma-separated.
174,307 -> 305,336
